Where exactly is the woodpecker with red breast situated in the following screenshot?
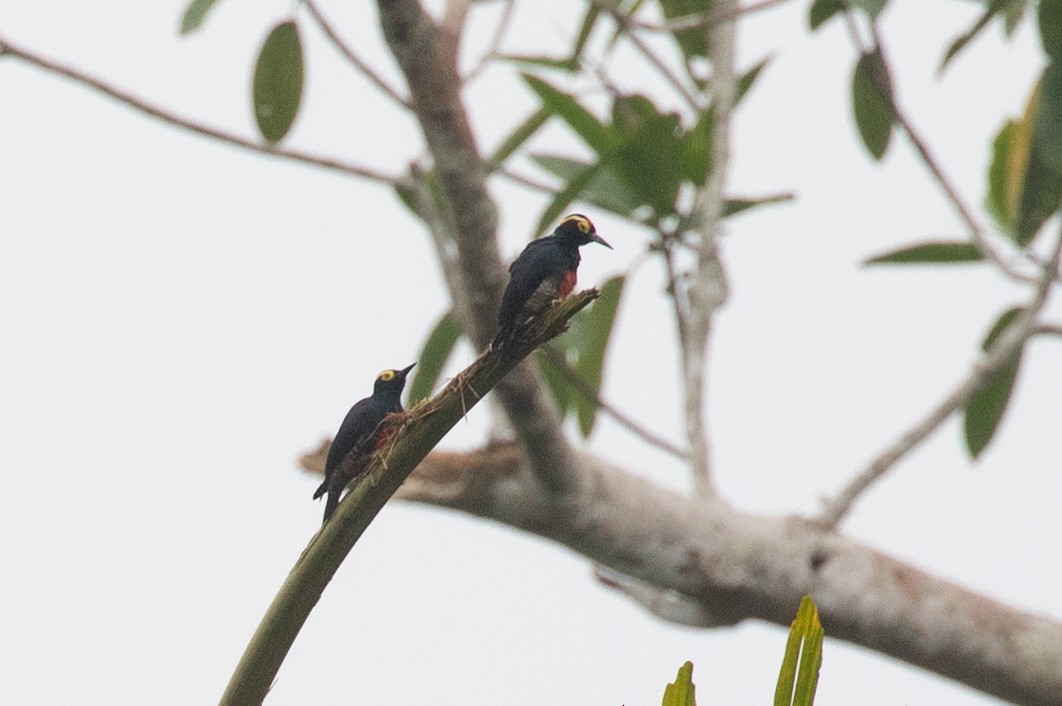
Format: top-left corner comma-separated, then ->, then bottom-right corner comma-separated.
493,213 -> 611,348
313,363 -> 415,523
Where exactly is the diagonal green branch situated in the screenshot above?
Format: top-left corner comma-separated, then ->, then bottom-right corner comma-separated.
218,289 -> 599,706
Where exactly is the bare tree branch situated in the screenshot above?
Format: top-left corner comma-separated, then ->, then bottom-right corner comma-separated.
587,0 -> 702,111
0,35 -> 400,185
624,0 -> 791,33
297,443 -> 1062,706
303,0 -> 411,109
463,0 -> 517,84
540,345 -> 690,461
678,1 -> 738,496
375,0 -> 582,499
820,226 -> 1062,528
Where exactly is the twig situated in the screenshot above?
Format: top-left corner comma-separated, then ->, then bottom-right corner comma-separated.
846,19 -> 1035,282
541,345 -> 689,460
303,0 -> 411,108
674,0 -> 738,496
587,0 -> 702,111
463,0 -> 516,84
626,0 -> 790,33
0,35 -> 399,185
820,227 -> 1062,528
1033,323 -> 1062,338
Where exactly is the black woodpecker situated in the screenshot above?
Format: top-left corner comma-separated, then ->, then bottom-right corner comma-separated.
313,363 -> 415,523
493,213 -> 611,348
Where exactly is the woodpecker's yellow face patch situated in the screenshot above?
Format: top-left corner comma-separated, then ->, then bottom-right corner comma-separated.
562,214 -> 593,234
378,370 -> 396,382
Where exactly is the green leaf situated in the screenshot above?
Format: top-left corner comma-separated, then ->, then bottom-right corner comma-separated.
1012,75 -> 1062,246
863,241 -> 984,265
658,0 -> 709,58
775,596 -> 824,706
573,275 -> 626,436
490,107 -> 550,166
964,307 -> 1026,459
180,0 -> 223,34
531,154 -> 640,217
611,95 -> 684,215
851,51 -> 894,160
809,0 -> 845,30
1034,61 -> 1062,174
1003,0 -> 1028,36
499,54 -> 579,72
851,0 -> 888,18
569,4 -> 600,68
722,193 -> 795,218
533,160 -> 604,237
679,107 -> 713,185
737,56 -> 772,105
661,661 -> 697,706
408,311 -> 461,404
938,4 -> 997,75
538,347 -> 576,418
1040,0 -> 1062,59
986,120 -> 1017,235
522,74 -> 617,153
252,20 -> 304,144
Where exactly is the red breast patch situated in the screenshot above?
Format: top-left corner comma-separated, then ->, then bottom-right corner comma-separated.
558,269 -> 577,298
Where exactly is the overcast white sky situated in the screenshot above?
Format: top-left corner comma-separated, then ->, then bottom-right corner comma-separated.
2,1 -> 1060,704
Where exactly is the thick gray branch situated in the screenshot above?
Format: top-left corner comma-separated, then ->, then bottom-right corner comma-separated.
347,444 -> 1062,706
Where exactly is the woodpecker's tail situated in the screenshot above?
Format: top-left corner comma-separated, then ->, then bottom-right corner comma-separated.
312,477 -> 328,501
322,488 -> 339,524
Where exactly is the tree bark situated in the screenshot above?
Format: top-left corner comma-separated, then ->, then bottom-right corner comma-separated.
302,443 -> 1062,705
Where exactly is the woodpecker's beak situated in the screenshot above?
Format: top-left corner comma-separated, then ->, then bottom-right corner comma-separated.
590,232 -> 613,249
397,363 -> 416,379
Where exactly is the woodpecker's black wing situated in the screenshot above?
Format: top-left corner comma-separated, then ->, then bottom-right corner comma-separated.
313,395 -> 388,519
495,235 -> 579,344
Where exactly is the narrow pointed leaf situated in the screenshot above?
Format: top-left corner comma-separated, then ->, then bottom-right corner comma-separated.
573,275 -> 626,436
538,348 -> 576,418
500,54 -> 579,72
531,154 -> 639,216
964,307 -> 1026,459
180,0 -> 223,34
722,193 -> 794,218
1003,0 -> 1028,35
863,241 -> 984,265
809,0 -> 845,30
737,56 -> 772,105
938,6 -> 996,75
658,0 -> 710,58
852,0 -> 888,18
408,311 -> 462,404
775,596 -> 824,706
533,160 -> 604,237
986,120 -> 1017,235
1034,61 -> 1062,174
852,51 -> 894,160
569,4 -> 601,67
253,20 -> 304,144
1040,0 -> 1062,59
661,661 -> 697,706
522,74 -> 617,153
490,107 -> 550,166
1010,75 -> 1062,246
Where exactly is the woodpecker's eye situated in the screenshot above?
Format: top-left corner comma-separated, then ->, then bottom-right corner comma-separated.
562,214 -> 592,234
379,370 -> 395,382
